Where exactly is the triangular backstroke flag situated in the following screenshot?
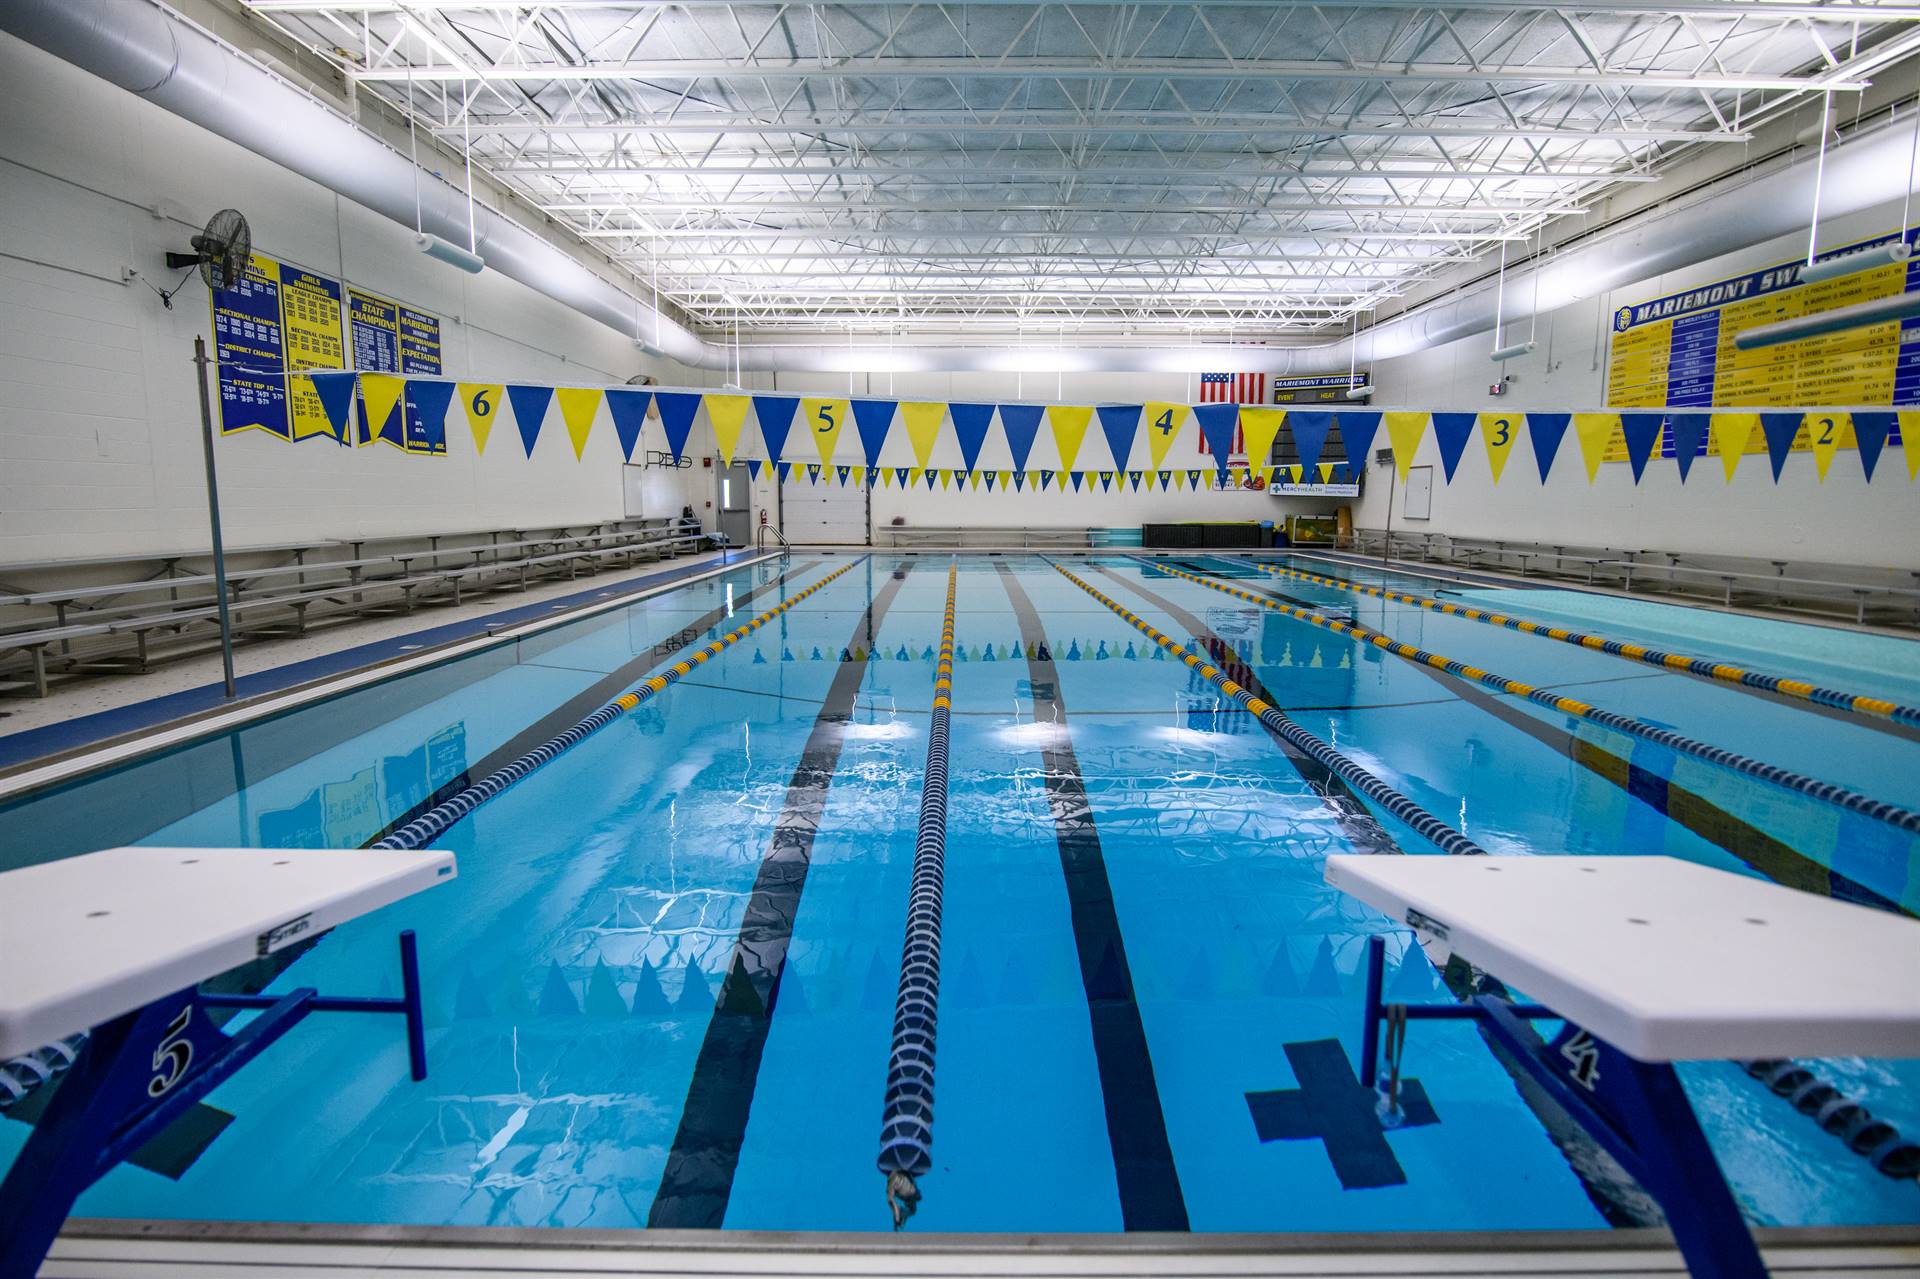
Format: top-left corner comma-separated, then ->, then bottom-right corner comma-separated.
1011,470 -> 1025,491
506,384 -> 552,458
402,379 -> 456,455
1852,411 -> 1895,481
605,389 -> 650,461
1048,404 -> 1095,473
951,403 -> 997,473
900,402 -> 946,469
1709,413 -> 1758,481
807,464 -> 821,483
1157,469 -> 1171,490
938,469 -> 953,491
1667,412 -> 1708,483
748,458 -> 764,481
1240,408 -> 1286,477
1143,401 -> 1187,469
556,387 -> 603,461
1335,411 -> 1381,473
983,470 -> 997,491
1429,412 -> 1475,482
1525,412 -> 1571,483
1904,411 -> 1920,480
1290,411 -> 1335,477
752,395 -> 799,462
308,371 -> 358,444
1098,471 -> 1113,492
1187,469 -> 1203,489
851,399 -> 897,468
1571,413 -> 1620,484
836,465 -> 851,486
866,466 -> 880,488
1128,471 -> 1142,491
457,383 -> 504,455
896,467 -> 911,487
1384,412 -> 1430,481
1804,412 -> 1850,482
704,394 -> 752,466
1192,403 -> 1239,475
654,391 -> 701,462
923,468 -> 938,489
802,398 -> 849,465
1477,412 -> 1519,483
361,374 -> 407,450
997,404 -> 1044,473
997,470 -> 1011,490
1070,470 -> 1084,492
1039,469 -> 1055,491
1759,412 -> 1803,482
777,461 -> 792,483
1096,404 -> 1143,471
1618,413 -> 1664,484
968,469 -> 982,491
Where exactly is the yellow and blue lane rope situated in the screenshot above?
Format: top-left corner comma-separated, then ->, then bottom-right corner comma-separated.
1051,562 -> 1490,858
1252,559 -> 1920,729
877,563 -> 958,1228
1137,558 -> 1920,838
376,560 -> 860,851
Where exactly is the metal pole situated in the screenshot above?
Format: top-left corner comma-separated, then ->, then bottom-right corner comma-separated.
1381,458 -> 1396,570
192,336 -> 238,698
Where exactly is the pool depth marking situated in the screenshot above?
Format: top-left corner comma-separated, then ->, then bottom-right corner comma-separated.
996,562 -> 1191,1232
1251,558 -> 1920,730
649,561 -> 916,1229
1141,559 -> 1920,838
1088,566 -> 1400,856
877,562 -> 959,1228
365,560 -> 826,846
375,560 -> 863,851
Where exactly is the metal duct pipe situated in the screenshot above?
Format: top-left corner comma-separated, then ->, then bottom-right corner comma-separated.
6,0 -> 1919,375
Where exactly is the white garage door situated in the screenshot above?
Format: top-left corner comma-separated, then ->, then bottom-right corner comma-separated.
781,475 -> 869,544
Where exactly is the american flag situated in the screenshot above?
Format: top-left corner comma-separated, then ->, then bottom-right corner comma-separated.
1198,372 -> 1262,456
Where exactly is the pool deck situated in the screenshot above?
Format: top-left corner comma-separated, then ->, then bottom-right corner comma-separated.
44,1220 -> 1920,1277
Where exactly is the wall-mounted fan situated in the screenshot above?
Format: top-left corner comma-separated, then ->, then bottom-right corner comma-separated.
166,209 -> 252,292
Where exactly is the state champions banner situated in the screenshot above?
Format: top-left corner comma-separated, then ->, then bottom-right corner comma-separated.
212,368 -> 1920,487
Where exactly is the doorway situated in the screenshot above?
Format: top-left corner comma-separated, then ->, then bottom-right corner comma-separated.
716,461 -> 752,548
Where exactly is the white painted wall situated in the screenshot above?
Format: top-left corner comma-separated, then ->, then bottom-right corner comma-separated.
0,32 -> 712,565
1354,198 -> 1920,568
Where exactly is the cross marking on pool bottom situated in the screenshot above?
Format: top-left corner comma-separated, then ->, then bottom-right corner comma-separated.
1245,1038 -> 1439,1190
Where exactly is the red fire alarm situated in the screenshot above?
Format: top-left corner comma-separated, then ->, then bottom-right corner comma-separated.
703,456 -> 713,467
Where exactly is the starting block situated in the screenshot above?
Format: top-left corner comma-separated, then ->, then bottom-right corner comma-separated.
1326,854 -> 1920,1279
0,846 -> 454,1278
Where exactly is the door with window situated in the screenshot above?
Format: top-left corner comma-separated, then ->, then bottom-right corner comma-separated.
716,462 -> 751,548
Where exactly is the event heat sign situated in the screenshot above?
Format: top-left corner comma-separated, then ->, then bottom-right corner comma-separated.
1608,228 -> 1920,410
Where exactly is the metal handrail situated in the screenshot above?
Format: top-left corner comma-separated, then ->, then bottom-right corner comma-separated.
756,524 -> 793,556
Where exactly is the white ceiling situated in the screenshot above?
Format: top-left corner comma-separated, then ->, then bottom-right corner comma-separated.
245,1 -> 1920,342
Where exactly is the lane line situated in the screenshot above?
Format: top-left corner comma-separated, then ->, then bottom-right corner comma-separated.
648,562 -> 914,1229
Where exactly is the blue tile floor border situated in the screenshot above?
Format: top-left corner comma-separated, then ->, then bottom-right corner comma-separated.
0,551 -> 759,772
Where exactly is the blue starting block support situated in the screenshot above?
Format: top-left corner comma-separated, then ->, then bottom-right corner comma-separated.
0,846 -> 454,1278
1330,854 -> 1920,1279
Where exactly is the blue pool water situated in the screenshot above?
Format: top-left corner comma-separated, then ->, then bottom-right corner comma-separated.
2,552 -> 1917,1233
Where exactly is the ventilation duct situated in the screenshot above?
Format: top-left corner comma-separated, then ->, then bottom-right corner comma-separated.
6,0 -> 1919,376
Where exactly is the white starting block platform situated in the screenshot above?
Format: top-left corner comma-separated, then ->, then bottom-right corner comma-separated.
1325,853 -> 1920,1062
0,846 -> 454,1279
0,847 -> 453,1059
1324,853 -> 1920,1279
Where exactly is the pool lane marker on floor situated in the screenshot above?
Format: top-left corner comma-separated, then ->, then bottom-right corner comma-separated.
1139,558 -> 1920,839
649,561 -> 916,1230
996,562 -> 1190,1232
1051,563 -> 1487,859
877,563 -> 958,1228
1251,559 -> 1920,730
373,558 -> 864,851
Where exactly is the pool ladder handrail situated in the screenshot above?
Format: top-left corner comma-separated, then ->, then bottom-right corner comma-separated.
757,524 -> 793,557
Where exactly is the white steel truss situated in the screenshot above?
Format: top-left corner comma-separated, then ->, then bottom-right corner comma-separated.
242,0 -> 1920,341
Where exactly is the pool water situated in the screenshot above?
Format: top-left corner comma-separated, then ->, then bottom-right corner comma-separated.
2,552 -> 1917,1233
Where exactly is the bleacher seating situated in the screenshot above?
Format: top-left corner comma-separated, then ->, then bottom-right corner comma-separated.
0,518 -> 712,697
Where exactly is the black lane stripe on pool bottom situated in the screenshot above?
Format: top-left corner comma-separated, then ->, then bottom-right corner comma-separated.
1102,567 -> 1658,1227
994,562 -> 1190,1233
1092,565 -> 1399,857
648,561 -> 915,1229
361,559 -> 824,847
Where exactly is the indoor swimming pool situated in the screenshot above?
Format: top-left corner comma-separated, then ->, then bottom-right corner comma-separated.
1,551 -> 1916,1235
